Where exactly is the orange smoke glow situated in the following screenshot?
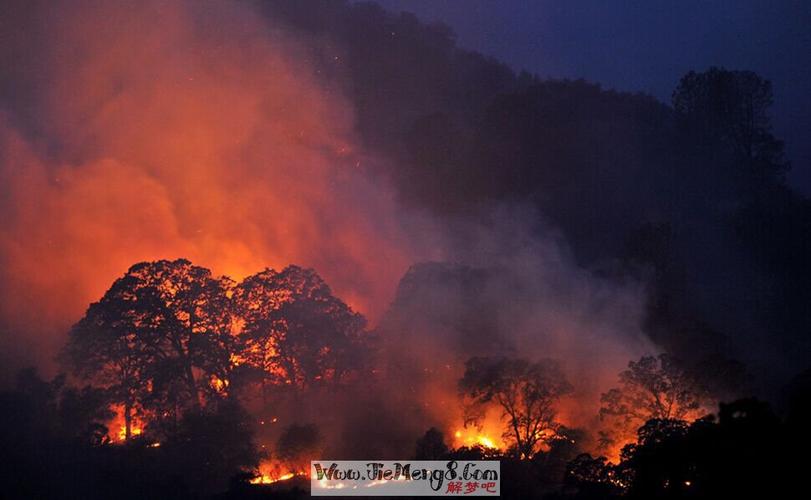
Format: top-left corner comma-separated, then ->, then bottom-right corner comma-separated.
0,0 -> 436,371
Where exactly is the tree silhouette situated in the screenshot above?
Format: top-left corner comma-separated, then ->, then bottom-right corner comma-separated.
64,282 -> 158,440
565,454 -> 626,498
673,67 -> 788,178
276,423 -> 324,475
233,266 -> 367,391
563,398 -> 792,499
415,427 -> 450,459
459,356 -> 572,459
64,259 -> 236,438
161,400 -> 261,495
10,368 -> 114,446
599,354 -> 708,450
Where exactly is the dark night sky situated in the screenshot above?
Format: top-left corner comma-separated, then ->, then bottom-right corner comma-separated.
366,0 -> 811,193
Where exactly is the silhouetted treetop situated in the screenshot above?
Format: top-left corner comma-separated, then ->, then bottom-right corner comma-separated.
64,260 -> 369,439
673,67 -> 789,177
233,265 -> 368,389
64,259 -> 237,438
599,353 -> 709,452
415,427 -> 450,460
460,356 -> 573,459
253,0 -> 810,383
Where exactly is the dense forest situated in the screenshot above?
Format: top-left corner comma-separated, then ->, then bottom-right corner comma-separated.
1,0 -> 810,499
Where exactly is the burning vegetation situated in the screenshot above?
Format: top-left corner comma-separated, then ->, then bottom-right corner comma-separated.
10,254 -> 792,500
1,0 -> 809,499
51,258 -> 721,493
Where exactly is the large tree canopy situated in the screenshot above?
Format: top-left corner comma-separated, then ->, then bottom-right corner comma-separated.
233,265 -> 368,390
673,67 -> 788,178
599,353 -> 709,451
460,356 -> 573,459
64,260 -> 369,438
63,259 -> 236,437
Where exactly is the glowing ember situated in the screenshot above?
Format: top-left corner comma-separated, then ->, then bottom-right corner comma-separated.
106,405 -> 146,443
477,436 -> 496,449
117,425 -> 142,441
250,472 -> 298,485
250,459 -> 304,485
210,376 -> 228,394
452,427 -> 502,450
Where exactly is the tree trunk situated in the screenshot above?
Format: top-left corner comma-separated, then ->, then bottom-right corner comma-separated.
186,309 -> 202,410
185,362 -> 202,410
124,401 -> 132,441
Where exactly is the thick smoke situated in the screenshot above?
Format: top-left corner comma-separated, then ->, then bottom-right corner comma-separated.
0,0 -> 655,460
0,0 -> 439,374
243,206 -> 653,461
367,206 -> 651,455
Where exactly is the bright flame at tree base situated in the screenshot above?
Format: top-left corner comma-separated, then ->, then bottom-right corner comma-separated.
453,427 -> 501,450
250,460 -> 304,485
106,405 -> 144,443
250,472 -> 299,485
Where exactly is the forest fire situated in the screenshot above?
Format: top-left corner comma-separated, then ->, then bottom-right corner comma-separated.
116,425 -> 142,442
108,405 -> 144,442
249,467 -> 299,485
1,0 -> 806,499
41,254 -> 716,499
0,0 -> 656,483
452,426 -> 502,450
0,0 -> 421,380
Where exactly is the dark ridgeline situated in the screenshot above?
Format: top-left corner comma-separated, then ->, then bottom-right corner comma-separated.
0,1 -> 809,499
254,0 -> 809,385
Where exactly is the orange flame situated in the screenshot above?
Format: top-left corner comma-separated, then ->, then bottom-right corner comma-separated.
452,427 -> 502,450
250,460 -> 301,485
107,405 -> 144,443
0,0 -> 428,373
